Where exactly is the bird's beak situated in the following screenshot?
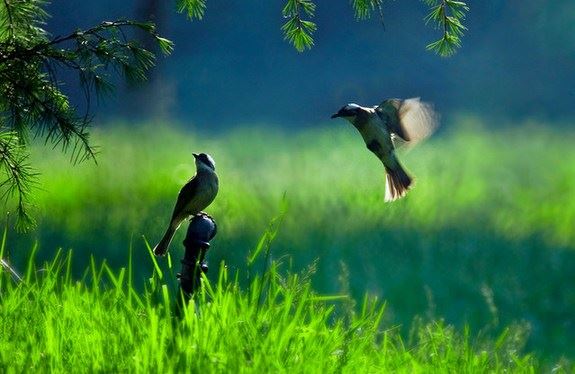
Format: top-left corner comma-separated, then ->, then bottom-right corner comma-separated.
192,153 -> 199,158
330,113 -> 340,119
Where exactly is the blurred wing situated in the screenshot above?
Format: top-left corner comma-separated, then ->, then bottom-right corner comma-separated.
391,133 -> 408,149
397,98 -> 439,145
375,99 -> 408,141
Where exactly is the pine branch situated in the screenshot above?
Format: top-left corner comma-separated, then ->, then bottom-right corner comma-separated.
282,0 -> 317,52
1,0 -> 15,39
0,0 -> 174,230
423,0 -> 468,57
0,20 -> 172,65
176,0 -> 207,20
351,0 -> 385,23
170,0 -> 468,56
0,0 -> 48,43
0,130 -> 37,230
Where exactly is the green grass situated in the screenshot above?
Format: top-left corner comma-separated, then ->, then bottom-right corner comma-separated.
2,116 -> 575,368
0,239 -> 546,372
29,117 -> 575,247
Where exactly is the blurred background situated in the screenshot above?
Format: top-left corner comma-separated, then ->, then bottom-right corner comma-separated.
5,0 -> 575,365
47,0 -> 575,127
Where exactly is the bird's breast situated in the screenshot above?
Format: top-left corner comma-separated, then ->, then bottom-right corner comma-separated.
187,173 -> 219,213
359,119 -> 393,157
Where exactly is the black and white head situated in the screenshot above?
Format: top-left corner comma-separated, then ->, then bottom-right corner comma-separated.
193,153 -> 216,172
330,103 -> 368,122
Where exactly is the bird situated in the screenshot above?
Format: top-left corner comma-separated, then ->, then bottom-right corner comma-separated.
153,153 -> 219,256
331,98 -> 438,202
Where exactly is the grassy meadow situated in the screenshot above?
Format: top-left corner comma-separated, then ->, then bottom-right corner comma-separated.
1,116 -> 575,370
0,243 -> 541,372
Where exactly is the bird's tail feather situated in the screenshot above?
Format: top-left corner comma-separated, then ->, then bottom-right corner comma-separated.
384,164 -> 413,202
153,226 -> 176,256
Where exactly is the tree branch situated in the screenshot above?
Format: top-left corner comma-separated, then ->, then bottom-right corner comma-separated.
1,0 -> 15,39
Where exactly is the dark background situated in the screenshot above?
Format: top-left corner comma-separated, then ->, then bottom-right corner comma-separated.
47,1 -> 575,128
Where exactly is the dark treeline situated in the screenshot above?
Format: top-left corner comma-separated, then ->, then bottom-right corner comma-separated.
48,1 -> 575,128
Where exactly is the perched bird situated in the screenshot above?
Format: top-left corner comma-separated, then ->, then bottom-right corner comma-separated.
331,98 -> 438,202
153,153 -> 219,256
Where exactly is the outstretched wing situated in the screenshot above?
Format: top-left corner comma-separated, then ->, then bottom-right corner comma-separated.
397,98 -> 439,145
374,99 -> 407,140
376,98 -> 438,147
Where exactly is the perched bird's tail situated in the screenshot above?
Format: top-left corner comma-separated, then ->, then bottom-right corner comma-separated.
153,226 -> 177,256
384,163 -> 413,202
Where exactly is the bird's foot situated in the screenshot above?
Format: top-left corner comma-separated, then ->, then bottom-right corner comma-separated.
191,211 -> 211,220
153,248 -> 167,257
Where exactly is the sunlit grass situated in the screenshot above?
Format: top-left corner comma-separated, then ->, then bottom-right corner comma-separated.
0,238 -> 545,372
30,117 -> 575,247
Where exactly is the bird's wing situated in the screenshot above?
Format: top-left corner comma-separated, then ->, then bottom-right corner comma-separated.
396,98 -> 439,145
375,98 -> 438,147
374,99 -> 408,141
390,133 -> 408,149
170,175 -> 199,222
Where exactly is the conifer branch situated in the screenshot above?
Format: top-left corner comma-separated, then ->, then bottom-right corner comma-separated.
0,131 -> 37,230
176,0 -> 207,20
423,0 -> 469,57
172,0 -> 468,56
0,0 -> 173,229
351,0 -> 385,23
282,0 -> 317,52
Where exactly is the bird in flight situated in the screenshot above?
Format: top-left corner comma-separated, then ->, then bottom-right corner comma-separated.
153,153 -> 219,256
331,98 -> 438,201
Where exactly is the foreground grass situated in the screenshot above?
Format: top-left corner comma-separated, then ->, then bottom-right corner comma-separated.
0,245 -> 546,372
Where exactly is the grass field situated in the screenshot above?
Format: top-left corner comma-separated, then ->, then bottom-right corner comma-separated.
0,241 -> 542,372
2,116 -> 575,369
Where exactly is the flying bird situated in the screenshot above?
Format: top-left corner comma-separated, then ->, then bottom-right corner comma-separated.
331,98 -> 438,201
153,153 -> 219,256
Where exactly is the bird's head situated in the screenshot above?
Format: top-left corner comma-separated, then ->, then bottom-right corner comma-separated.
193,153 -> 216,172
330,103 -> 367,123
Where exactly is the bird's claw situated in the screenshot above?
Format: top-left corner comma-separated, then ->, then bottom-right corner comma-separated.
189,211 -> 211,221
153,247 -> 167,257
